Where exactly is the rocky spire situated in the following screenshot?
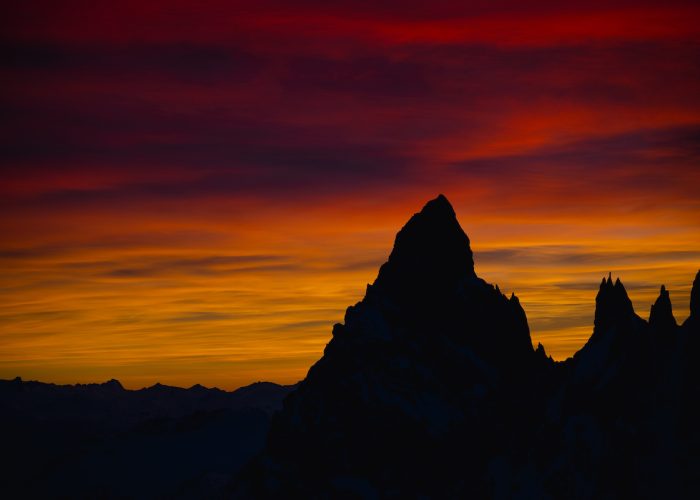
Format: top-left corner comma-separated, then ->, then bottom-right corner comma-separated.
592,273 -> 636,338
534,342 -> 553,362
649,285 -> 676,331
691,270 -> 700,318
372,194 -> 477,304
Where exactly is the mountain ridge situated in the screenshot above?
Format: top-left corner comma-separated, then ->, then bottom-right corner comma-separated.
0,377 -> 297,498
237,194 -> 700,499
3,194 -> 698,498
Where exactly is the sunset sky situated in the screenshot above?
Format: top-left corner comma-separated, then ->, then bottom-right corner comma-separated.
2,1 -> 699,389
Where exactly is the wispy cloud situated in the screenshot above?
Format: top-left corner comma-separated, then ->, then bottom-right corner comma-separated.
1,0 -> 699,388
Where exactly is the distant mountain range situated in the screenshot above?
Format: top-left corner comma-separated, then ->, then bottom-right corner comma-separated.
235,195 -> 700,499
0,377 -> 294,498
4,195 -> 698,499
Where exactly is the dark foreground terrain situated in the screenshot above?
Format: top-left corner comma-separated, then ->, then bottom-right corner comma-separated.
3,195 -> 699,499
0,378 -> 294,498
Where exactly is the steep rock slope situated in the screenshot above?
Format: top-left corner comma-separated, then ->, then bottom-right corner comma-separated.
241,195 -> 554,497
238,196 -> 699,499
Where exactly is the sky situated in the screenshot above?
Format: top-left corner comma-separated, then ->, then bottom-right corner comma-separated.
1,1 -> 699,389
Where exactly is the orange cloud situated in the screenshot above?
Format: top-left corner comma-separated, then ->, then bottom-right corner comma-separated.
1,0 -> 699,388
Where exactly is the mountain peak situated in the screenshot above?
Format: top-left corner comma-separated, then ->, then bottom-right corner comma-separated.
421,193 -> 456,217
593,274 -> 635,335
649,284 -> 676,331
373,195 -> 476,303
691,270 -> 700,317
101,379 -> 124,391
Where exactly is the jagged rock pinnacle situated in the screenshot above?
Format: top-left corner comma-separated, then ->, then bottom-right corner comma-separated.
535,342 -> 546,356
373,194 -> 476,303
593,274 -> 635,336
691,270 -> 700,318
649,285 -> 676,331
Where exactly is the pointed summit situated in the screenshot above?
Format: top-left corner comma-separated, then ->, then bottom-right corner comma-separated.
593,274 -> 635,336
649,285 -> 676,332
691,270 -> 700,318
535,342 -> 547,359
421,193 -> 456,218
373,194 -> 476,304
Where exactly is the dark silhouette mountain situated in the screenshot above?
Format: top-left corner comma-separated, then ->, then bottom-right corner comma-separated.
687,270 -> 700,330
649,285 -> 677,332
5,195 -> 698,498
0,377 -> 295,499
235,195 -> 700,499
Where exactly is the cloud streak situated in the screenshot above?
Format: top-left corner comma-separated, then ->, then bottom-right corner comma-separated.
1,0 -> 699,388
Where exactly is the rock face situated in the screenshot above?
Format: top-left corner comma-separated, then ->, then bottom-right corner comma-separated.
237,195 -> 700,499
649,285 -> 677,332
688,270 -> 700,325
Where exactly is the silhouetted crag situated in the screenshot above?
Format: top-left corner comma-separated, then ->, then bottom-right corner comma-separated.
236,195 -> 700,499
6,196 -> 697,498
649,285 -> 676,333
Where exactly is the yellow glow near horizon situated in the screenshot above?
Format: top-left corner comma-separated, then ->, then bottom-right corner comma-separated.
1,193 -> 698,389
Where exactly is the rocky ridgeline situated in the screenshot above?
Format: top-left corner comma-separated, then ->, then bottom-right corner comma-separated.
237,195 -> 700,499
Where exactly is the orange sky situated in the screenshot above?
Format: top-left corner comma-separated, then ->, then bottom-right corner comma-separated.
1,1 -> 699,389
